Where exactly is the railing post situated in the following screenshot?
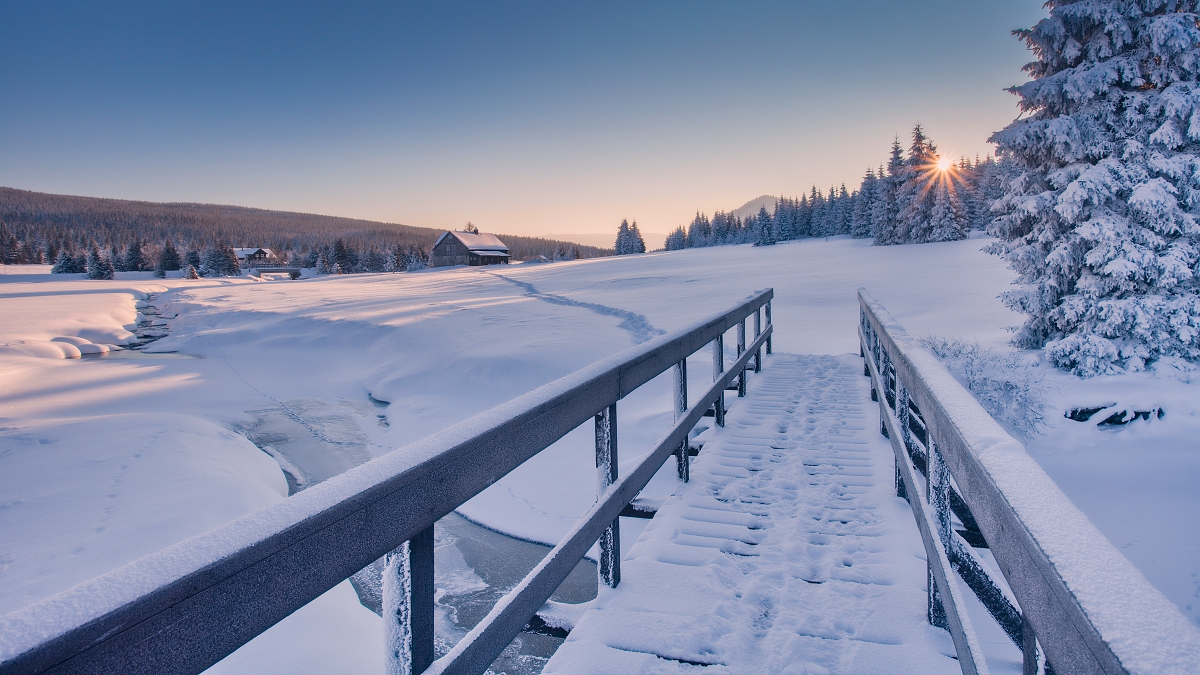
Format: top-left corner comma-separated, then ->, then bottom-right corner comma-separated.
1020,613 -> 1056,674
383,526 -> 435,675
673,359 -> 689,482
1022,613 -> 1038,675
595,404 -> 620,587
926,438 -> 949,630
712,335 -> 725,427
736,319 -> 747,397
765,300 -> 772,355
753,307 -> 762,373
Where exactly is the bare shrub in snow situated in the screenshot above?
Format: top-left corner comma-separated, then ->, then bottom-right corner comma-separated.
922,337 -> 1047,439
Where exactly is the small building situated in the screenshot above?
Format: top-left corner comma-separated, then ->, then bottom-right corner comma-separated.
232,248 -> 275,266
430,231 -> 510,267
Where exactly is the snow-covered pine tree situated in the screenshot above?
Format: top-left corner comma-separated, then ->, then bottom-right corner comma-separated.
614,219 -> 632,254
873,141 -> 906,244
86,248 -> 114,280
333,239 -> 354,271
200,246 -> 224,277
774,198 -> 796,241
872,170 -> 896,242
686,212 -> 710,247
665,227 -> 686,250
754,206 -> 777,245
51,249 -> 74,273
361,249 -> 385,272
157,240 -> 181,273
851,169 -> 877,238
836,184 -> 852,234
316,251 -> 332,274
895,124 -> 938,243
928,180 -> 970,242
629,221 -> 647,253
185,249 -> 201,271
108,245 -> 125,271
123,239 -> 145,272
403,247 -> 428,271
803,187 -> 821,237
989,0 -> 1200,375
222,246 -> 242,276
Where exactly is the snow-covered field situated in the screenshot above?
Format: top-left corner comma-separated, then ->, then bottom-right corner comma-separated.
1,234 -> 1197,670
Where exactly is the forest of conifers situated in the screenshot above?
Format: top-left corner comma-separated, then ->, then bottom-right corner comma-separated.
666,124 -> 1013,251
0,187 -> 610,271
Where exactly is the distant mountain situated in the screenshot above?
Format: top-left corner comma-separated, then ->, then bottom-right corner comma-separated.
729,195 -> 778,222
0,187 -> 610,262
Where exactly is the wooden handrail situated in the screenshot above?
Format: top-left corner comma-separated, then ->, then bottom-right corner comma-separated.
858,288 -> 1200,675
0,289 -> 774,675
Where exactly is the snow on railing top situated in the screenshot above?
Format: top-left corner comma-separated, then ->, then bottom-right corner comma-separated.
858,288 -> 1200,675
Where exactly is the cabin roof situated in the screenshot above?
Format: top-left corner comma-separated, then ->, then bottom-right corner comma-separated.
232,247 -> 273,258
434,231 -> 509,252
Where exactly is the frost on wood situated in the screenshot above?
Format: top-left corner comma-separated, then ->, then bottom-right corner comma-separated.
382,542 -> 412,675
988,0 -> 1200,376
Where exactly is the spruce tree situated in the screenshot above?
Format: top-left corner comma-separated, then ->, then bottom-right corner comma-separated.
989,1 -> 1200,375
223,247 -> 242,275
123,239 -> 145,272
927,181 -> 969,242
158,240 -> 182,272
629,221 -> 646,253
614,219 -> 631,254
86,248 -> 114,280
851,169 -> 877,238
873,141 -> 905,244
51,249 -> 73,274
836,184 -> 852,234
200,246 -> 225,277
665,226 -> 686,250
754,206 -> 776,245
333,239 -> 353,271
896,124 -> 938,243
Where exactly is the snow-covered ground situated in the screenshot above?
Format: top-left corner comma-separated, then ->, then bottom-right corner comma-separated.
1,234 -> 1197,670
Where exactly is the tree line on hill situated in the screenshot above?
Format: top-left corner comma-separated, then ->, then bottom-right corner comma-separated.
0,188 -> 609,274
663,124 -> 1015,251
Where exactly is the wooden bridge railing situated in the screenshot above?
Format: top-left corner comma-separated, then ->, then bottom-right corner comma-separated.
0,289 -> 774,675
858,288 -> 1200,675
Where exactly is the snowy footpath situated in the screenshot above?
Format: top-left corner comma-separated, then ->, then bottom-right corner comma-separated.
546,354 -> 958,675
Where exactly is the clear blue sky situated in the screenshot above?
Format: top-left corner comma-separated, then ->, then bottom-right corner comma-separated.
1,1 -> 1046,236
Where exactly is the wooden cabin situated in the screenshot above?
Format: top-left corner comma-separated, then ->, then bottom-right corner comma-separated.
430,231 -> 511,267
232,248 -> 275,266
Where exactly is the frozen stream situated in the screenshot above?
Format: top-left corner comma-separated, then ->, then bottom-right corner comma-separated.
235,398 -> 595,675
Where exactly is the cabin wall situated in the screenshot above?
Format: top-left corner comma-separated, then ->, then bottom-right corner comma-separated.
430,239 -> 469,267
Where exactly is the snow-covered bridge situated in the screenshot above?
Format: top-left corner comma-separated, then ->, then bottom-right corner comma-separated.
545,353 -> 962,674
2,289 -> 1197,675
